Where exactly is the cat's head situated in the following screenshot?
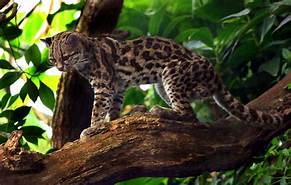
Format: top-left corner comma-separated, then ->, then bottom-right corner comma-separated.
42,31 -> 93,71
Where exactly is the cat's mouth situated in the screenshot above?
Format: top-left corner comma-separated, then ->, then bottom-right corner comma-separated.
57,66 -> 64,71
56,63 -> 71,71
57,64 -> 69,71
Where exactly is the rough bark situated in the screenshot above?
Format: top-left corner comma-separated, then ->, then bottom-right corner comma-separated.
77,0 -> 124,36
52,0 -> 124,149
0,73 -> 290,185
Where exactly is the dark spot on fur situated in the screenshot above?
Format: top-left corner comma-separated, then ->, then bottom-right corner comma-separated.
200,64 -> 208,70
142,51 -> 151,60
153,43 -> 160,49
143,76 -> 150,82
249,109 -> 258,121
173,44 -> 180,49
133,39 -> 143,45
145,63 -> 154,70
164,46 -> 171,54
130,59 -> 143,72
154,51 -> 164,59
146,41 -> 153,48
121,46 -> 131,54
155,63 -> 162,68
104,38 -> 117,55
175,50 -> 183,56
133,48 -> 139,56
168,68 -> 175,75
171,55 -> 179,59
118,69 -> 132,76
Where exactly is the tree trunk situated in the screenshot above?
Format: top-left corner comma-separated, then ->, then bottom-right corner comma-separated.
52,0 -> 124,149
1,73 -> 290,185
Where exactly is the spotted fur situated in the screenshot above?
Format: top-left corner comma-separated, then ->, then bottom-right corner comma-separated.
44,31 -> 286,133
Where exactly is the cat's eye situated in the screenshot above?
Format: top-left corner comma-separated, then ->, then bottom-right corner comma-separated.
63,55 -> 70,61
48,57 -> 56,65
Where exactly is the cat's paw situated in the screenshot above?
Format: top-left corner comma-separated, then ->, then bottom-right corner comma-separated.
80,126 -> 99,140
80,122 -> 106,140
129,105 -> 147,114
150,106 -> 198,122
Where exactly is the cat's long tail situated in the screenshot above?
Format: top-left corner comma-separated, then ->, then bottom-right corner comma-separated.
212,82 -> 289,128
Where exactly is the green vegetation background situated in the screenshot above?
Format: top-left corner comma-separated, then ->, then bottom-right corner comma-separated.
0,0 -> 291,184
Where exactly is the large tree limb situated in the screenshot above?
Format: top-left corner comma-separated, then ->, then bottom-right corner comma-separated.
0,74 -> 290,185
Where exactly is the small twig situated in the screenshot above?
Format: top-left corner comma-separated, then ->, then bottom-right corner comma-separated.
0,0 -> 9,10
0,2 -> 17,24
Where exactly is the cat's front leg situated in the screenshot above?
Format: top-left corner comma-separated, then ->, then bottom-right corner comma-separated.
80,86 -> 114,139
90,88 -> 114,126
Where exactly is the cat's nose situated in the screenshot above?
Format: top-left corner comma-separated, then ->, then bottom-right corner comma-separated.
57,64 -> 64,71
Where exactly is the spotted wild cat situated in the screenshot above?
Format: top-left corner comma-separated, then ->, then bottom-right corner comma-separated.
43,31 -> 289,137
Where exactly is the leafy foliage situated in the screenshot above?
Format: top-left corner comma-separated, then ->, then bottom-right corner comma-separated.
0,0 -> 83,153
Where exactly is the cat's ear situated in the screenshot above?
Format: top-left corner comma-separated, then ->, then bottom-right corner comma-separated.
41,37 -> 53,47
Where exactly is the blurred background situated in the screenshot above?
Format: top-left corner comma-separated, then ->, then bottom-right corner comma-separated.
0,0 -> 290,184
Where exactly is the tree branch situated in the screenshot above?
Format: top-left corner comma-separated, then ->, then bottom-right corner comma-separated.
0,0 -> 9,10
0,73 -> 290,185
0,2 -> 18,24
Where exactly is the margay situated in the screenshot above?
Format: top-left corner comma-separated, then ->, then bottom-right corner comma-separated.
43,31 -> 288,137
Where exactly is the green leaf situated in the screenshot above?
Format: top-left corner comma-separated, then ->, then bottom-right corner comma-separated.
144,86 -> 168,108
39,81 -> 55,111
0,25 -> 22,40
0,71 -> 22,90
21,126 -> 45,138
35,61 -> 51,73
50,10 -> 80,33
118,26 -> 144,39
260,15 -> 275,43
259,58 -> 280,77
23,136 -> 39,144
20,79 -> 38,102
244,0 -> 264,8
227,39 -> 257,68
19,12 -> 45,45
162,15 -> 191,37
25,44 -> 41,67
0,123 -> 9,132
27,79 -> 39,102
148,8 -> 165,35
262,175 -> 271,184
7,94 -> 19,107
123,87 -> 145,107
20,83 -> 28,102
175,27 -> 213,47
273,15 -> 291,33
280,177 -> 287,185
13,106 -> 31,121
282,48 -> 291,62
0,110 -> 14,120
1,93 -> 11,109
221,8 -> 251,21
0,60 -> 15,69
117,177 -> 167,185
